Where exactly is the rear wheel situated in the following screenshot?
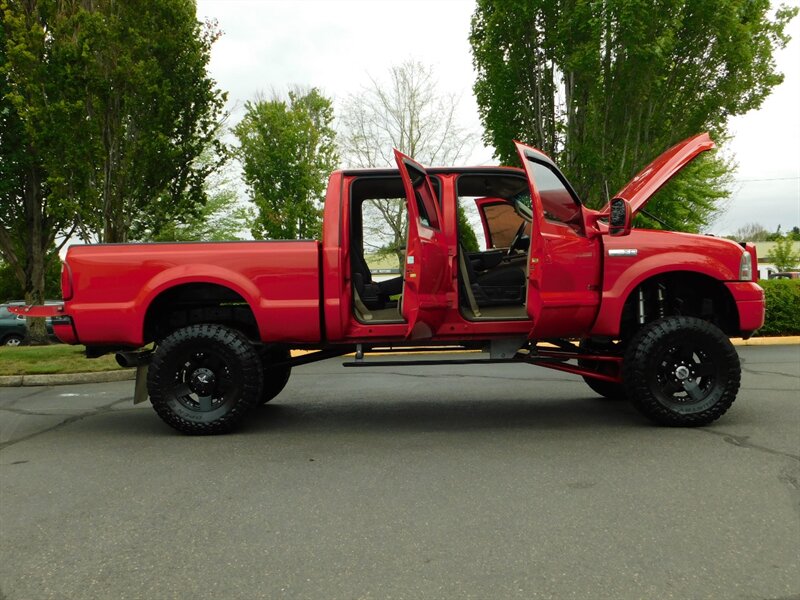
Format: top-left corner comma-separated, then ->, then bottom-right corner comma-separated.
147,324 -> 263,434
579,339 -> 626,400
623,316 -> 740,426
260,347 -> 291,404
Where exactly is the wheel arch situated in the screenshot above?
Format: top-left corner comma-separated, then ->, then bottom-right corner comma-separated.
142,281 -> 260,344
592,269 -> 739,339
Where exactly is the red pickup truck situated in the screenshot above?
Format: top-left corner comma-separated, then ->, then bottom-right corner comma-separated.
15,134 -> 765,434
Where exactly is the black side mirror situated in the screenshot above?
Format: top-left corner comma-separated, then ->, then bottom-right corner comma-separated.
609,198 -> 632,236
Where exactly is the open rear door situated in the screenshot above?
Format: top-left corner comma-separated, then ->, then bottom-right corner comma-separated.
513,143 -> 546,330
394,150 -> 451,339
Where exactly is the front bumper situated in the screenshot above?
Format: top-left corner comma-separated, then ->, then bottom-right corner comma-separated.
725,281 -> 765,336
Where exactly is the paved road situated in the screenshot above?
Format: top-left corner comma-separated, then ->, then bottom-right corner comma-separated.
1,345 -> 798,600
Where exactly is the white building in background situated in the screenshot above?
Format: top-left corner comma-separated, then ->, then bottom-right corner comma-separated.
752,241 -> 800,279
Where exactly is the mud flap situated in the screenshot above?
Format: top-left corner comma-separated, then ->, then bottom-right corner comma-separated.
133,364 -> 149,404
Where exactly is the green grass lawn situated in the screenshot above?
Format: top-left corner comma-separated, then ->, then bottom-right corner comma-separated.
0,344 -> 127,376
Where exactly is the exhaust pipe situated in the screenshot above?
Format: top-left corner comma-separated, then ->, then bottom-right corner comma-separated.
115,350 -> 153,368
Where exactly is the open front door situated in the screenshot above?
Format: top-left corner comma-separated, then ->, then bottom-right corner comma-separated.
514,141 -> 602,338
394,150 -> 451,339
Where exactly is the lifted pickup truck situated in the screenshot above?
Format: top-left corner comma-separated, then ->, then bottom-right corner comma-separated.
14,134 -> 765,434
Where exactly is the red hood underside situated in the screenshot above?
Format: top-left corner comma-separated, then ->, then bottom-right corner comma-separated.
606,132 -> 715,216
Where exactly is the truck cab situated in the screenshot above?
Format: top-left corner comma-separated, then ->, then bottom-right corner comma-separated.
328,136 -> 761,347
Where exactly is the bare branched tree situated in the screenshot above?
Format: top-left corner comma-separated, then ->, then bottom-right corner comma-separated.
729,223 -> 771,242
339,60 -> 476,266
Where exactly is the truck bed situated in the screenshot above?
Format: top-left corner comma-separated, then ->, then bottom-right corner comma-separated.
61,241 -> 322,347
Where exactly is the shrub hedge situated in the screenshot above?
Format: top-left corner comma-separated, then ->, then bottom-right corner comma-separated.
758,279 -> 800,336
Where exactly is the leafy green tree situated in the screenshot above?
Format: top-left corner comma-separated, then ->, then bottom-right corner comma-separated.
143,145 -> 252,242
457,204 -> 480,252
765,225 -> 787,242
79,1 -> 227,243
470,0 -> 797,232
0,257 -> 60,303
1,0 -> 225,339
0,2 -> 82,340
1,0 -> 226,243
767,237 -> 800,272
147,183 -> 253,242
234,88 -> 338,240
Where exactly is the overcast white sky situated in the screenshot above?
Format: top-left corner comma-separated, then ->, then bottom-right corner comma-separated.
196,0 -> 800,236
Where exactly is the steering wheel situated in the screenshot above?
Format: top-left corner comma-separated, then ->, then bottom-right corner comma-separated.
507,222 -> 527,256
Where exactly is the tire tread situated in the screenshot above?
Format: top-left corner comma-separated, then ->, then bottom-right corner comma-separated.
148,324 -> 263,435
623,316 -> 740,426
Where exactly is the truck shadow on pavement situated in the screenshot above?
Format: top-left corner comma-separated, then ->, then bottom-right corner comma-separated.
67,395 -> 648,439
238,395 -> 647,435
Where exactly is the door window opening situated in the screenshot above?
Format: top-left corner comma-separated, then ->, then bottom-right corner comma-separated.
348,176 -> 441,324
456,173 -> 532,321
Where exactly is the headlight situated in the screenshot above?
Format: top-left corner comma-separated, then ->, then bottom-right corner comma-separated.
739,251 -> 752,281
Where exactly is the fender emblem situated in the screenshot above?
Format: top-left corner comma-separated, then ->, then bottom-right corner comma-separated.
608,249 -> 638,257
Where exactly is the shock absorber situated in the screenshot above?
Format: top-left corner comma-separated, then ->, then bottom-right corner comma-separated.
638,287 -> 646,325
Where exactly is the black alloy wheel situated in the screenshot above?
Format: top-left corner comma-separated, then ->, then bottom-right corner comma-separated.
147,324 -> 263,434
623,316 -> 740,426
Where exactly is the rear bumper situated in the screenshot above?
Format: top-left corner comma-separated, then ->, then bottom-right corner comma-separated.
51,316 -> 79,344
8,304 -> 63,318
8,304 -> 78,344
725,281 -> 765,336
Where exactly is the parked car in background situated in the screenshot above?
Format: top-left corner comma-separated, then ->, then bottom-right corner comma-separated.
0,305 -> 28,346
0,303 -> 57,346
768,272 -> 800,280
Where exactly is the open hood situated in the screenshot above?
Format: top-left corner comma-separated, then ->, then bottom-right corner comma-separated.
606,133 -> 715,216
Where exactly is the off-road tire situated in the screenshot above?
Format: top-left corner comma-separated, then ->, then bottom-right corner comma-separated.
260,347 -> 291,404
147,324 -> 263,435
623,316 -> 740,426
579,339 -> 626,400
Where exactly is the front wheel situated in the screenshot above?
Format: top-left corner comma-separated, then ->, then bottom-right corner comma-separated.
147,324 -> 263,435
623,316 -> 740,426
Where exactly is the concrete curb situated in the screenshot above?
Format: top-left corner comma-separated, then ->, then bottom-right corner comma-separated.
730,336 -> 800,346
1,337 -> 797,388
0,368 -> 135,388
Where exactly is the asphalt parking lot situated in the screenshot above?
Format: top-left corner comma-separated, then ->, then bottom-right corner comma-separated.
1,344 -> 798,600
